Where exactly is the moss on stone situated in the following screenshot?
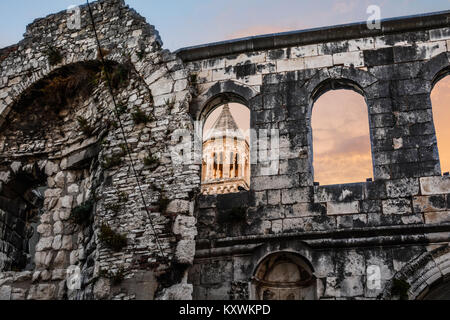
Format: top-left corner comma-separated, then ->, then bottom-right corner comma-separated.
70,199 -> 94,226
99,224 -> 127,252
45,46 -> 63,66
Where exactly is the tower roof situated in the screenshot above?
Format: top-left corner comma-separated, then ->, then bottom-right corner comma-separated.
204,104 -> 245,141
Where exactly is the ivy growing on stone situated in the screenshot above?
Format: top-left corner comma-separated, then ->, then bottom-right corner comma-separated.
144,153 -> 160,169
77,116 -> 95,136
391,278 -> 411,300
131,106 -> 153,124
165,98 -> 176,110
45,46 -> 63,66
159,196 -> 170,214
99,224 -> 127,252
70,199 -> 95,226
101,144 -> 127,170
99,266 -> 126,285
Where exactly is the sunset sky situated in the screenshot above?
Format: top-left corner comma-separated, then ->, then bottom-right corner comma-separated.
1,1 -> 449,185
311,90 -> 373,185
432,76 -> 450,175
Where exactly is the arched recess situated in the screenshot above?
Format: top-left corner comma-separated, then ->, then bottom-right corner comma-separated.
251,251 -> 317,300
0,49 -> 129,126
307,77 -> 375,185
380,245 -> 450,300
0,163 -> 47,271
428,54 -> 450,175
194,80 -> 257,194
0,59 -> 126,273
248,240 -> 318,300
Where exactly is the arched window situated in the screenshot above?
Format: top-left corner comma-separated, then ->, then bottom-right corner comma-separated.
311,89 -> 373,185
201,103 -> 250,195
431,75 -> 450,174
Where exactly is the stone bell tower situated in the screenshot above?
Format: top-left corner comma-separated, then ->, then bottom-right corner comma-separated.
201,105 -> 250,194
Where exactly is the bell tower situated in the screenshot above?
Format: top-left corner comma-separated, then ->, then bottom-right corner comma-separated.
201,104 -> 250,194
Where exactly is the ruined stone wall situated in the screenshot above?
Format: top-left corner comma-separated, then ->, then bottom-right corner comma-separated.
186,17 -> 450,299
0,0 -> 198,300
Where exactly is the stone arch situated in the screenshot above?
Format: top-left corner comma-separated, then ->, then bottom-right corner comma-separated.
380,245 -> 450,300
194,80 -> 256,194
304,67 -> 377,184
0,53 -> 127,127
419,52 -> 450,86
190,80 -> 259,123
420,52 -> 450,176
249,240 -> 318,300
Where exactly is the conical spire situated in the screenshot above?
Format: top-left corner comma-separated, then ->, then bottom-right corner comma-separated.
204,104 -> 245,141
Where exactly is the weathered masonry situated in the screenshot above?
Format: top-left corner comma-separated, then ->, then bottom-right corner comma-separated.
0,0 -> 450,300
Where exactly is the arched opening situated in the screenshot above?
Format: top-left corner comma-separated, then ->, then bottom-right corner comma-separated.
431,74 -> 450,174
252,252 -> 316,300
422,279 -> 450,300
0,165 -> 47,271
201,102 -> 250,195
311,83 -> 373,186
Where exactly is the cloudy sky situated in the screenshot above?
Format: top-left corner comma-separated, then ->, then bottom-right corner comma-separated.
1,0 -> 449,185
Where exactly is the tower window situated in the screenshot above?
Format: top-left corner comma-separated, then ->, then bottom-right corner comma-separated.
201,103 -> 250,194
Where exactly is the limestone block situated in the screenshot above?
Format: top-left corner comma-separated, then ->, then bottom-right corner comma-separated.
173,216 -> 197,240
304,55 -> 333,69
94,278 -> 111,300
212,68 -> 235,81
281,188 -> 312,204
0,286 -> 11,300
386,178 -> 420,198
225,52 -> 266,66
347,38 -> 375,51
37,224 -> 52,237
53,221 -> 64,235
54,171 -> 66,188
67,184 -> 79,194
420,176 -> 450,195
10,161 -> 22,174
252,175 -> 298,191
45,161 -> 59,176
339,276 -> 364,297
424,211 -> 450,224
413,195 -> 446,213
158,284 -> 193,300
52,235 -> 62,250
271,220 -> 283,234
62,235 -> 73,250
149,78 -> 173,96
382,198 -> 412,215
276,58 -> 305,72
327,201 -> 360,215
59,195 -> 73,209
36,237 -> 54,252
166,199 -> 190,215
333,51 -> 364,67
175,240 -> 195,265
291,44 -> 318,58
429,27 -> 450,41
27,284 -> 56,300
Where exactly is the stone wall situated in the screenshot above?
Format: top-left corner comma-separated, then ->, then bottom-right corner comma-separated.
0,0 -> 198,300
185,13 -> 450,299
